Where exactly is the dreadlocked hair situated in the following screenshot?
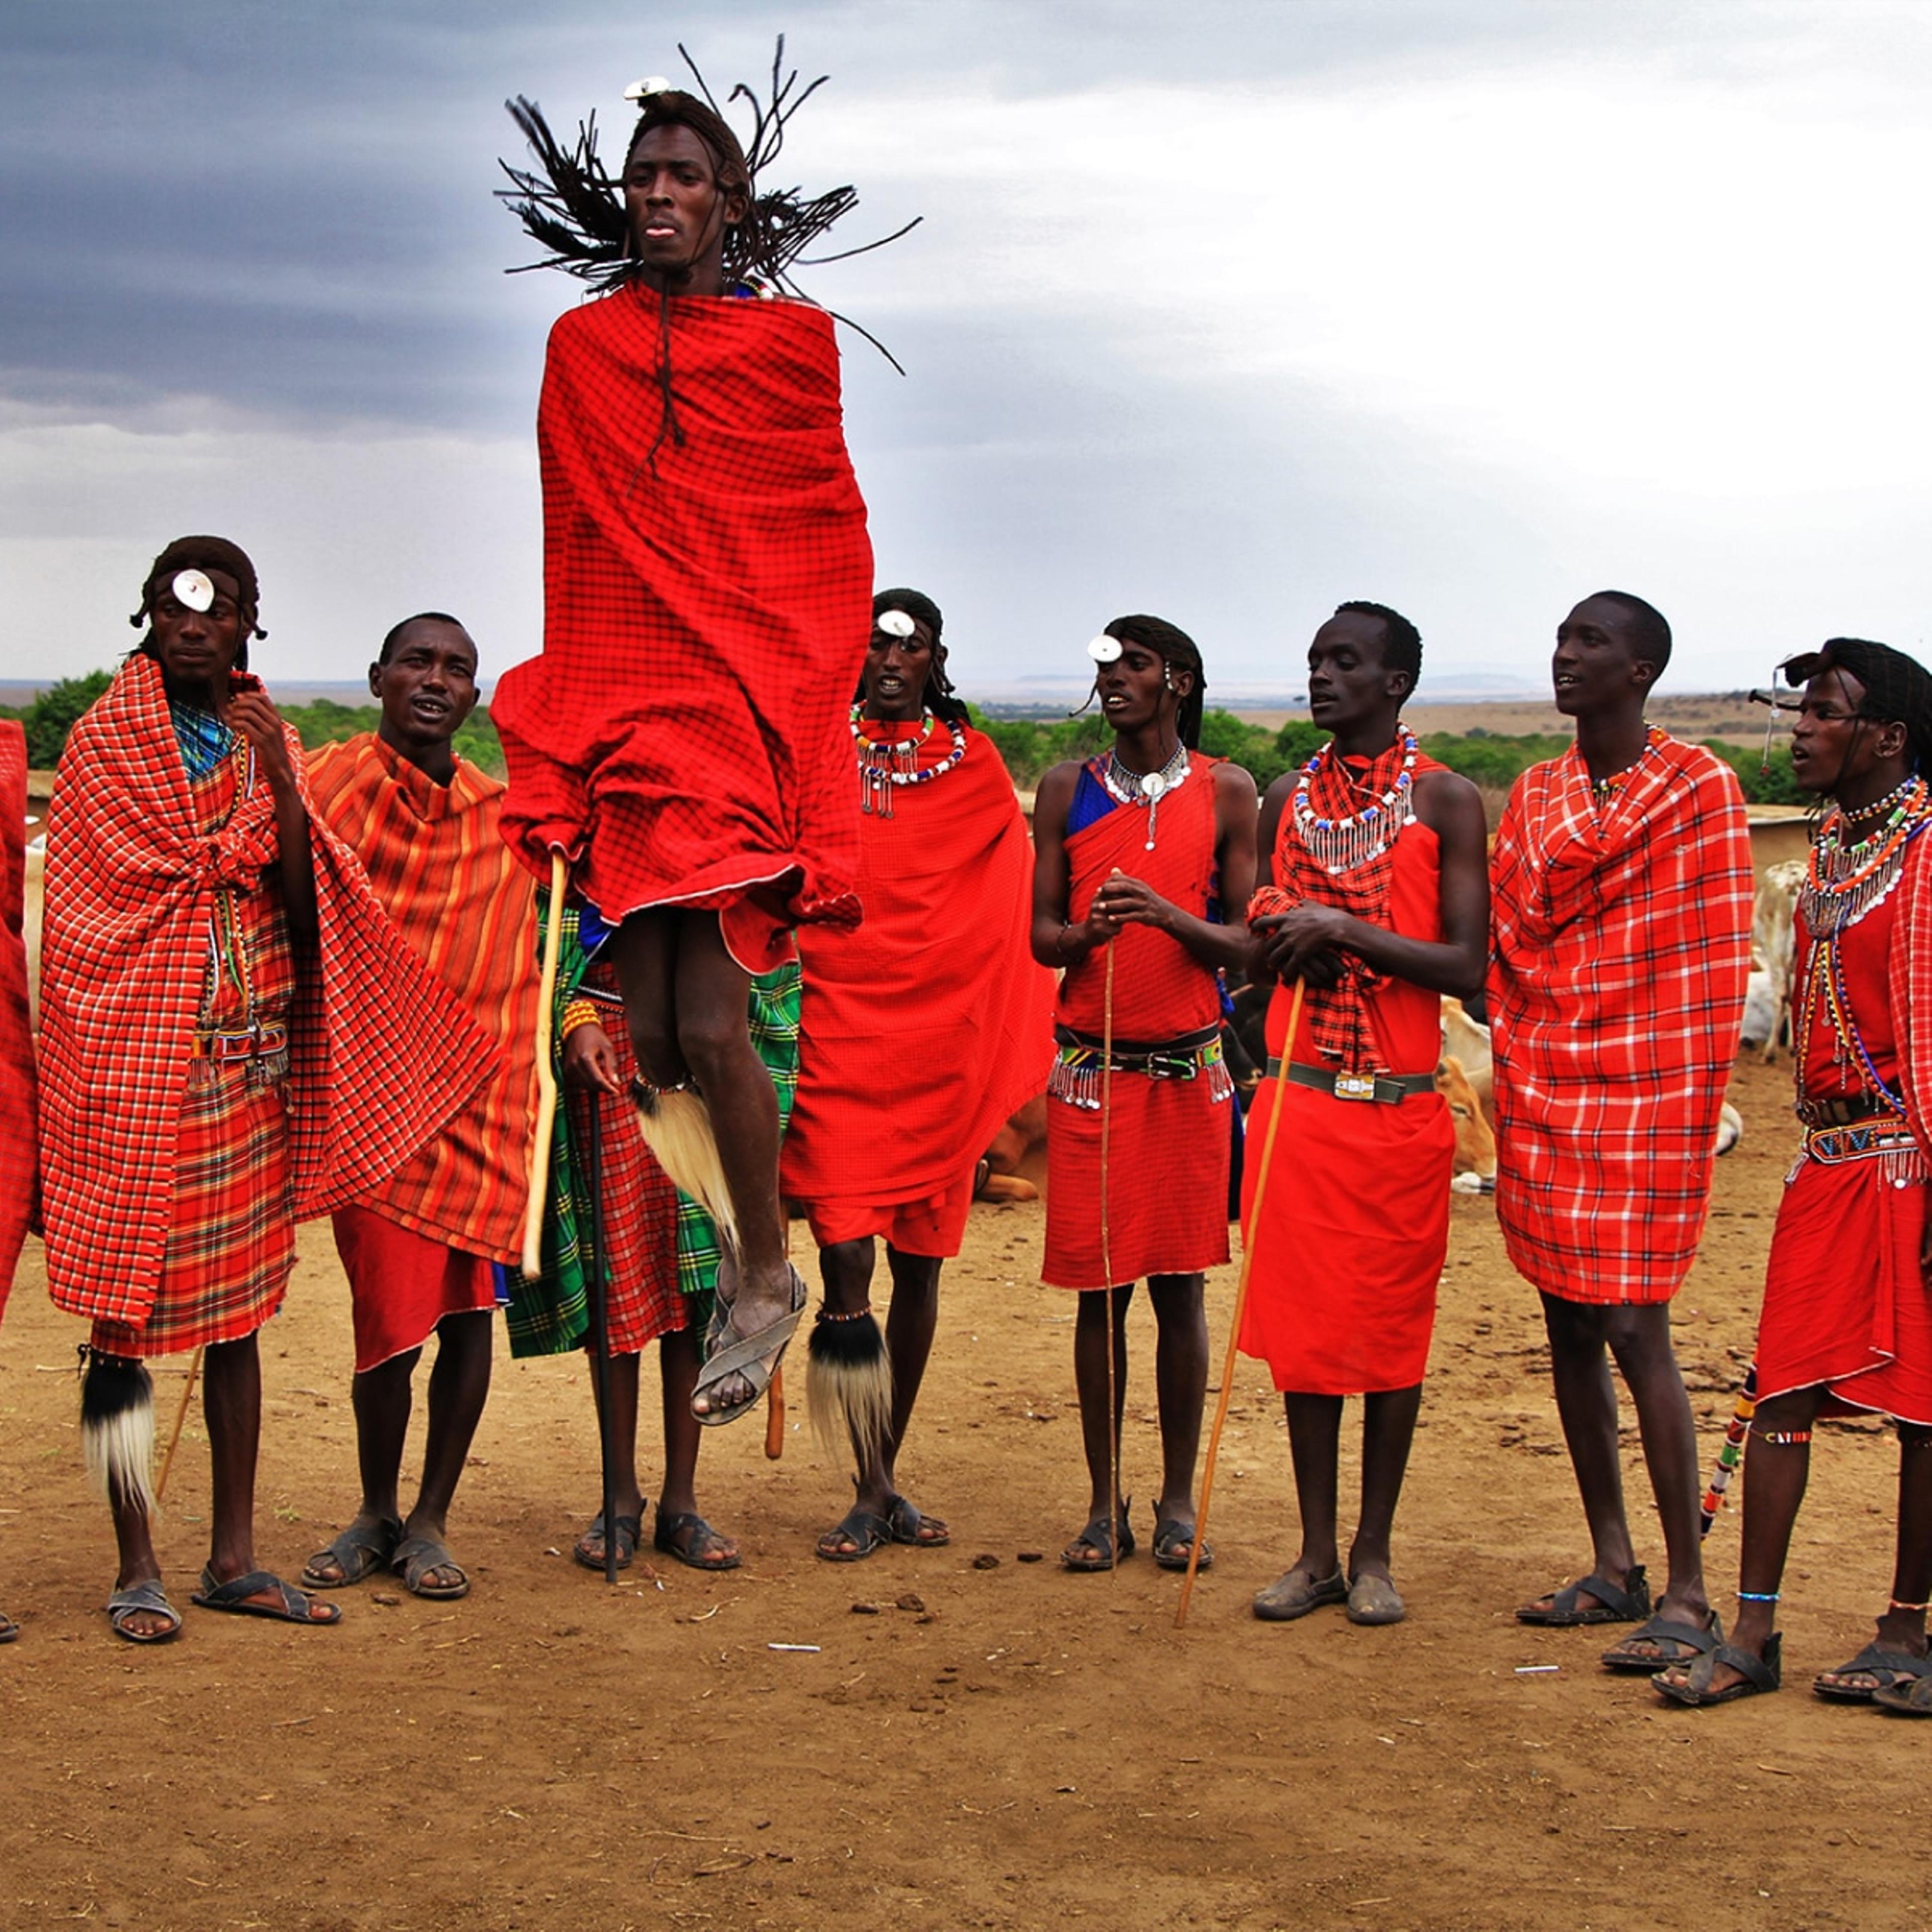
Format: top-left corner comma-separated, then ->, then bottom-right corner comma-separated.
1779,637 -> 1932,778
1334,600 -> 1423,696
860,587 -> 968,723
498,38 -> 918,365
129,535 -> 266,669
1107,614 -> 1207,750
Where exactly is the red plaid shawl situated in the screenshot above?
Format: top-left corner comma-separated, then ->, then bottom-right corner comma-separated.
0,720 -> 35,1313
1489,734 -> 1751,1303
493,288 -> 873,975
38,654 -> 494,1329
307,734 -> 539,1265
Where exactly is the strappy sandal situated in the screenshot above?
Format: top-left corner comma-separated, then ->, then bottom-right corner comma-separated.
1601,1610 -> 1724,1673
0,1608 -> 17,1645
391,1534 -> 470,1601
1814,1640 -> 1932,1704
654,1510 -> 741,1571
1152,1511 -> 1212,1572
107,1578 -> 181,1645
1062,1499 -> 1135,1572
300,1516 -> 403,1590
692,1263 -> 807,1428
817,1503 -> 895,1563
573,1511 -> 641,1573
1516,1565 -> 1650,1627
887,1495 -> 950,1548
190,1567 -> 341,1626
1653,1632 -> 1782,1706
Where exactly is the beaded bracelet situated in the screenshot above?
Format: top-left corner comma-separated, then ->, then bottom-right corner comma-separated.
560,998 -> 603,1040
1756,1429 -> 1813,1446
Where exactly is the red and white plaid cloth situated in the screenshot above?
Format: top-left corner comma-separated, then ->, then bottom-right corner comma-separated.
1489,734 -> 1752,1305
0,719 -> 36,1315
492,287 -> 873,975
38,653 -> 495,1332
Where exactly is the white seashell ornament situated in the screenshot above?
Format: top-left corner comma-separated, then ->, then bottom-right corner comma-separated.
1088,634 -> 1122,664
875,609 -> 917,639
624,75 -> 673,101
171,570 -> 215,613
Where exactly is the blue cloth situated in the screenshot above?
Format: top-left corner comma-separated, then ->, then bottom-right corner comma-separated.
169,701 -> 233,780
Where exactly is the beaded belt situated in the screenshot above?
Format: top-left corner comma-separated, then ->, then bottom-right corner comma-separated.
1265,1057 -> 1435,1105
1795,1092 -> 1894,1128
191,1021 -> 288,1063
1801,1113 -> 1923,1174
1049,1023 -> 1233,1110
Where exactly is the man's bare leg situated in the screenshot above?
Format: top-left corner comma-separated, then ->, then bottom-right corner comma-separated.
656,1326 -> 739,1565
612,908 -> 788,1415
403,1310 -> 492,1588
107,1360 -> 169,1637
1353,1384 -> 1423,1583
1149,1272 -> 1208,1549
1522,1293 -> 1640,1615
1065,1283 -> 1132,1560
576,1348 -> 644,1568
1280,1392 -> 1344,1585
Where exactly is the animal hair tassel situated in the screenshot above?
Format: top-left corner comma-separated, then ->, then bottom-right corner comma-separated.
804,1305 -> 894,1462
633,1082 -> 739,1256
79,1348 -> 157,1519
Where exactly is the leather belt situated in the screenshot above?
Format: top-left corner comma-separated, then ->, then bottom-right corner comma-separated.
192,1021 -> 288,1063
1267,1057 -> 1435,1104
1795,1093 -> 1896,1128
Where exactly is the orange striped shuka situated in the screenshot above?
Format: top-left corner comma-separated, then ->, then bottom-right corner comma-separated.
1489,732 -> 1752,1306
0,719 -> 36,1316
38,654 -> 494,1347
306,733 -> 540,1265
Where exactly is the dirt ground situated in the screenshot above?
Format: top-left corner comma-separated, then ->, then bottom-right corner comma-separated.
3,1051 -> 1929,1932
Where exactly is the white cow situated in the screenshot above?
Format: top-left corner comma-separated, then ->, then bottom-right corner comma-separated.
1751,859 -> 1806,1064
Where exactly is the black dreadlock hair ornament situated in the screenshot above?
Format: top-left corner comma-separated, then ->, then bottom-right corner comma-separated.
498,38 -> 919,373
1773,637 -> 1932,780
857,587 -> 968,724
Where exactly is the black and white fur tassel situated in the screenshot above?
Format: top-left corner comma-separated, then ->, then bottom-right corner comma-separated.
804,1305 -> 893,1463
79,1348 -> 157,1518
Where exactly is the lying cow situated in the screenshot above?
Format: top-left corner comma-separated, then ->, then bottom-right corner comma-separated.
1751,858 -> 1806,1064
1437,1053 -> 1496,1192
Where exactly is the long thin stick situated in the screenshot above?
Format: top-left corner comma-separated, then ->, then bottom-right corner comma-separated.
1100,937 -> 1120,1575
1176,977 -> 1305,1629
765,1366 -> 786,1460
1701,1363 -> 1759,1536
154,1345 -> 204,1503
587,1093 -> 619,1585
521,850 -> 568,1277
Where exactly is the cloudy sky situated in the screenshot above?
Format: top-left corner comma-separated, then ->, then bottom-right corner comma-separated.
6,0 -> 1931,699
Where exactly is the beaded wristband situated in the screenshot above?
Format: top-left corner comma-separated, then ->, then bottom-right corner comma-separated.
1756,1429 -> 1812,1446
560,998 -> 603,1040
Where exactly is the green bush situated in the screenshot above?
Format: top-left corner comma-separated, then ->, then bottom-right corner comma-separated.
3,670 -> 115,768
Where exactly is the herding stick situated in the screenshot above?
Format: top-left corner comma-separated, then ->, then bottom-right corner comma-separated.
520,850 -> 568,1277
154,1344 -> 204,1504
1176,976 -> 1306,1629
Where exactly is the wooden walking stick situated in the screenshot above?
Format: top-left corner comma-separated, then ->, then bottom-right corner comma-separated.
766,1366 -> 787,1459
521,850 -> 568,1278
1701,1363 -> 1759,1537
1099,934 -> 1122,1575
1176,976 -> 1305,1629
153,1345 -> 204,1504
585,1091 -> 621,1584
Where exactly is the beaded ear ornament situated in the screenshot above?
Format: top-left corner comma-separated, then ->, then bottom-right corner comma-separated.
171,570 -> 215,613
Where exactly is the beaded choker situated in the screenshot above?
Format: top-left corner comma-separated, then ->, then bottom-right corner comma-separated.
1797,775 -> 1931,939
1587,724 -> 1665,806
853,707 -> 966,817
1292,727 -> 1418,874
1101,742 -> 1191,851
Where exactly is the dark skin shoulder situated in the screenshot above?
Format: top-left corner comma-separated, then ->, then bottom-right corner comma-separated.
1251,763 -> 1487,1000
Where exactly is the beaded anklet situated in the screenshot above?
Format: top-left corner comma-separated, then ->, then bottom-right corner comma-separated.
816,1304 -> 875,1324
1737,1590 -> 1781,1603
1889,1598 -> 1931,1614
1756,1429 -> 1813,1445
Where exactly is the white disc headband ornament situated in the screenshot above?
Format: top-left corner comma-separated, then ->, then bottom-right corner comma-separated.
875,609 -> 917,639
623,75 -> 672,102
171,570 -> 215,613
1088,633 -> 1122,664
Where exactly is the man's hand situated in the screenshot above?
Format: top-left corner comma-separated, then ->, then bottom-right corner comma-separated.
562,1022 -> 624,1094
1250,912 -> 1344,988
221,688 -> 298,791
1089,869 -> 1175,933
1259,901 -> 1357,976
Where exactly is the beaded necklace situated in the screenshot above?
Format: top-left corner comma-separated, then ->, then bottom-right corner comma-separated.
1101,741 -> 1191,851
852,707 -> 966,817
1291,726 -> 1418,874
1587,723 -> 1665,808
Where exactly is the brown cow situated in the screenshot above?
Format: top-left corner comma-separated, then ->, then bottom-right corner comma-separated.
1437,1053 -> 1496,1192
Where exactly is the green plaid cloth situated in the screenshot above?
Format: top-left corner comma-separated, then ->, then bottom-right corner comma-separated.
504,894 -> 801,1361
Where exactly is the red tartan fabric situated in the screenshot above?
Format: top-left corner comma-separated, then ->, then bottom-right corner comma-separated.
782,724 -> 1054,1249
1249,745 -> 1448,1071
1895,819 -> 1932,1166
0,721 -> 37,1316
571,971 -> 683,1354
1489,735 -> 1752,1304
1754,851 -> 1932,1420
1057,758 -> 1225,1039
306,734 -> 539,1265
1240,821 -> 1454,1393
493,289 -> 873,975
39,653 -> 496,1332
331,1202 -> 498,1374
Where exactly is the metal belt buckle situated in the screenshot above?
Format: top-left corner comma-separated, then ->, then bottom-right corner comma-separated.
1333,1072 -> 1377,1102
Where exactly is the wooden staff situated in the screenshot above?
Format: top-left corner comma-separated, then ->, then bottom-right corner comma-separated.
765,1366 -> 787,1460
154,1344 -> 204,1504
520,850 -> 568,1278
1176,976 -> 1305,1629
586,1092 -> 620,1584
1701,1363 -> 1759,1537
1099,937 -> 1121,1575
